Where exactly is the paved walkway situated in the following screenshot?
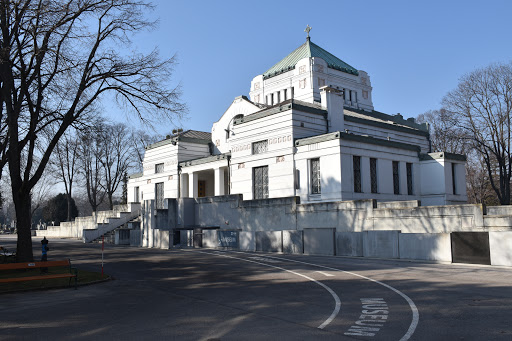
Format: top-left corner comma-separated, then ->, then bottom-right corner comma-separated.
1,236 -> 512,340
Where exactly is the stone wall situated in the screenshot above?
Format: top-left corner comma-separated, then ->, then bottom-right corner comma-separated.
140,196 -> 512,264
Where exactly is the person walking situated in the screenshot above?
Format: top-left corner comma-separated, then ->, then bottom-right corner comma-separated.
41,237 -> 49,273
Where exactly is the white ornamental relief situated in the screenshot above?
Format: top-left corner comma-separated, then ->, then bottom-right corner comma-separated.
268,135 -> 292,145
233,144 -> 251,153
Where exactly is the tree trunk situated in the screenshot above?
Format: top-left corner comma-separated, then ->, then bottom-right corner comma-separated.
67,192 -> 72,222
108,193 -> 113,210
14,191 -> 33,262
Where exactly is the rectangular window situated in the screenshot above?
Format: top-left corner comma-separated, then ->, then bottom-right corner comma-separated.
270,93 -> 274,105
452,163 -> 457,195
253,166 -> 269,199
155,182 -> 164,209
392,161 -> 400,195
155,163 -> 164,173
406,162 -> 413,195
134,186 -> 140,202
310,158 -> 321,194
284,89 -> 287,101
370,158 -> 378,194
353,156 -> 362,193
277,92 -> 280,103
252,140 -> 268,154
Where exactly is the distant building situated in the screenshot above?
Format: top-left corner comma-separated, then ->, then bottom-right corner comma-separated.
128,34 -> 467,208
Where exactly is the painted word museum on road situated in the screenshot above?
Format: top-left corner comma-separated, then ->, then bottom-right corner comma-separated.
128,34 -> 467,208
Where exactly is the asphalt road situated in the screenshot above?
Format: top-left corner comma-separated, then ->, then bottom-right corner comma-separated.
1,235 -> 512,340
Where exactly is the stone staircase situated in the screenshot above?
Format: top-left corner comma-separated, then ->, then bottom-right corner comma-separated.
82,203 -> 141,243
35,203 -> 141,241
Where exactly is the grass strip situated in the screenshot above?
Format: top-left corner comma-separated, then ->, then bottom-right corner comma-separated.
0,267 -> 109,293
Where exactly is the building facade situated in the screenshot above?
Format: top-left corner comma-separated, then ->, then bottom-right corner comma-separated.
128,36 -> 467,208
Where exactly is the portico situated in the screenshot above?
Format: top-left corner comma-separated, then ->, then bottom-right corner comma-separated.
179,154 -> 230,198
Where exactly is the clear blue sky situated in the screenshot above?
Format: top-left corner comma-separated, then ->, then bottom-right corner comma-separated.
123,0 -> 512,135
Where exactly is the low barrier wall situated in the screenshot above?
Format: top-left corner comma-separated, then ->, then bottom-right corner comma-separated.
363,231 -> 400,259
139,196 -> 512,266
304,228 -> 335,256
398,233 -> 451,262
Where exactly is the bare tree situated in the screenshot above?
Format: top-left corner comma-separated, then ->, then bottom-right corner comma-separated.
0,1 -> 185,261
466,156 -> 500,205
131,129 -> 162,173
99,123 -> 133,209
417,109 -> 471,154
79,124 -> 106,213
50,130 -> 80,221
443,62 -> 512,205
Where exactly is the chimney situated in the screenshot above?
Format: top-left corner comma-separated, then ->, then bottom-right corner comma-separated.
320,86 -> 344,132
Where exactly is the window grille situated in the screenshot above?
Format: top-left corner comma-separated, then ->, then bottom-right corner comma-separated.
253,166 -> 269,199
353,156 -> 362,193
155,182 -> 164,209
155,163 -> 164,174
406,162 -> 413,195
310,158 -> 321,194
370,158 -> 378,193
393,161 -> 400,195
252,140 -> 268,154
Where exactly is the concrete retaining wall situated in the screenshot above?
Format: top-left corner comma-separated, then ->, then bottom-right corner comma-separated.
138,196 -> 512,265
203,230 -> 218,248
196,195 -> 298,232
399,233 -> 451,262
256,231 -> 282,252
239,231 -> 256,251
336,232 -> 363,257
304,228 -> 336,256
489,232 -> 512,266
282,230 -> 303,254
363,231 -> 400,259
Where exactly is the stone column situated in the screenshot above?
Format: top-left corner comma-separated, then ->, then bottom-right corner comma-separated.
180,173 -> 189,198
214,167 -> 225,196
189,172 -> 198,198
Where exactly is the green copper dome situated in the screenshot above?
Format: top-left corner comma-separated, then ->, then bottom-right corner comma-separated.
263,38 -> 359,80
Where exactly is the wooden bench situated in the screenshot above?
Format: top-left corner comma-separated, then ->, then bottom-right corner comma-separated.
0,259 -> 78,289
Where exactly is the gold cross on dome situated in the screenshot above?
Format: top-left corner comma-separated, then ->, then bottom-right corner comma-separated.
305,25 -> 312,38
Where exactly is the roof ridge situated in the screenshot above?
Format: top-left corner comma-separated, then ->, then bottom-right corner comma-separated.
262,39 -> 358,80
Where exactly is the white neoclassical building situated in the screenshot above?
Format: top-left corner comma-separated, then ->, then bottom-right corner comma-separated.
128,35 -> 467,209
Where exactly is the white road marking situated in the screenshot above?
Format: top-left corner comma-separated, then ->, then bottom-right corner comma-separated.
243,253 -> 420,341
191,250 -> 341,329
248,256 -> 280,263
315,271 -> 334,277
